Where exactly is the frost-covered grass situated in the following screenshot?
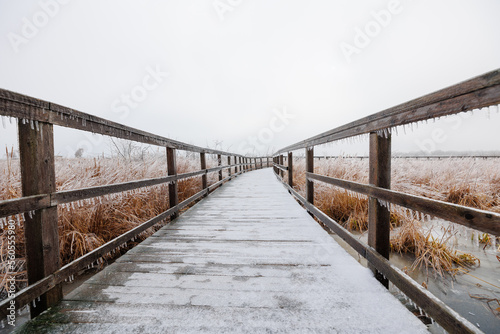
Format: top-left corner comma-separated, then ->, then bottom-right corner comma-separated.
0,150 -> 223,296
288,157 -> 500,277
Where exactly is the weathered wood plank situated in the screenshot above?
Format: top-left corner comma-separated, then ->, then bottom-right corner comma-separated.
18,120 -> 62,317
273,163 -> 288,171
0,194 -> 49,218
20,169 -> 429,333
0,184 -> 214,319
288,152 -> 293,187
279,178 -> 481,334
167,147 -> 179,220
368,132 -> 391,287
306,147 -> 314,204
217,154 -> 223,181
201,152 -> 207,190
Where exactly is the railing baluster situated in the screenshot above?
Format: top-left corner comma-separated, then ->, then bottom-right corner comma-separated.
167,147 -> 178,219
288,152 -> 293,187
227,156 -> 232,177
306,147 -> 314,204
218,154 -> 222,181
279,155 -> 284,178
368,132 -> 391,288
201,152 -> 207,191
18,120 -> 62,318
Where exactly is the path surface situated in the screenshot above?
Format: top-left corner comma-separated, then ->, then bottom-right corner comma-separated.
20,169 -> 428,333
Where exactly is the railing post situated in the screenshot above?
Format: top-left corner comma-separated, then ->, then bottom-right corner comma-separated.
254,158 -> 257,170
201,152 -> 207,191
368,131 -> 391,288
279,154 -> 284,178
167,147 -> 178,220
260,157 -> 263,169
288,152 -> 293,187
234,156 -> 237,175
306,147 -> 314,204
217,154 -> 222,181
227,156 -> 232,177
18,120 -> 62,318
267,157 -> 270,167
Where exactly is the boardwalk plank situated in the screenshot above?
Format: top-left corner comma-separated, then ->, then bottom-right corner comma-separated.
19,169 -> 428,333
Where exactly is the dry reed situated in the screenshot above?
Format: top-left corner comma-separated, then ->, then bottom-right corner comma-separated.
0,149 -> 221,297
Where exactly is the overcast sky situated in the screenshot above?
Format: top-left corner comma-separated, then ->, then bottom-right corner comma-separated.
1,0 -> 500,157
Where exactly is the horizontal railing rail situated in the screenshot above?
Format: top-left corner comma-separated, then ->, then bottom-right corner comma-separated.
306,172 -> 500,235
280,182 -> 480,334
273,68 -> 500,334
276,69 -> 500,154
0,88 -> 271,319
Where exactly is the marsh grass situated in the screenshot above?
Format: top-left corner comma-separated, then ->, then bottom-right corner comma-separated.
0,150 -> 221,296
290,157 -> 497,277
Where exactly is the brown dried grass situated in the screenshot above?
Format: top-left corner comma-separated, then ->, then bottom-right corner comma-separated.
290,157 -> 496,276
0,150 -> 219,296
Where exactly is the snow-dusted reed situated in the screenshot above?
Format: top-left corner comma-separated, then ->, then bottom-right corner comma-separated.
287,157 -> 499,276
0,151 -> 223,296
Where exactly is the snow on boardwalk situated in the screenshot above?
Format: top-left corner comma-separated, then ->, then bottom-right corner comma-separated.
24,169 -> 427,333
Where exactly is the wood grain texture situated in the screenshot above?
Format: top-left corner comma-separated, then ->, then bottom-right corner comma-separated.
19,169 -> 429,334
18,120 -> 62,317
276,174 -> 481,334
368,132 -> 391,288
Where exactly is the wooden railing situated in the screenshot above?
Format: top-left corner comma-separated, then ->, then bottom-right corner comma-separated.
273,69 -> 500,334
0,88 -> 270,319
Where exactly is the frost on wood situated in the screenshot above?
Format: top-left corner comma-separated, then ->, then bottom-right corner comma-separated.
25,169 -> 428,333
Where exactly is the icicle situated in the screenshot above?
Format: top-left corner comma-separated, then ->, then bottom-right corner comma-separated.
37,296 -> 40,302
32,300 -> 36,308
1,116 -> 5,128
28,211 -> 33,219
1,320 -> 4,328
35,120 -> 39,131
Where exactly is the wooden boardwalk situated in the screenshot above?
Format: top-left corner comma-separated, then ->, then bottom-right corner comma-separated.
21,169 -> 427,333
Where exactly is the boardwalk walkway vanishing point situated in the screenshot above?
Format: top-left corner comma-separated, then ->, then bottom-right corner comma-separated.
20,168 -> 427,333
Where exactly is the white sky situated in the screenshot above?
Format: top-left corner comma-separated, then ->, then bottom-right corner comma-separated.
1,0 -> 500,157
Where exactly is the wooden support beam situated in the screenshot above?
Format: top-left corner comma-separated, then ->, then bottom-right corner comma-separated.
306,148 -> 314,204
217,154 -> 222,181
18,120 -> 61,318
368,132 -> 391,288
288,152 -> 293,187
201,152 -> 207,190
279,155 -> 284,177
167,147 -> 178,220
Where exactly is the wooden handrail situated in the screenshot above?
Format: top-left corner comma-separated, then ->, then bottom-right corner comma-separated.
272,69 -> 500,334
275,174 -> 481,334
276,69 -> 500,154
306,172 -> 500,235
0,89 -> 271,319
